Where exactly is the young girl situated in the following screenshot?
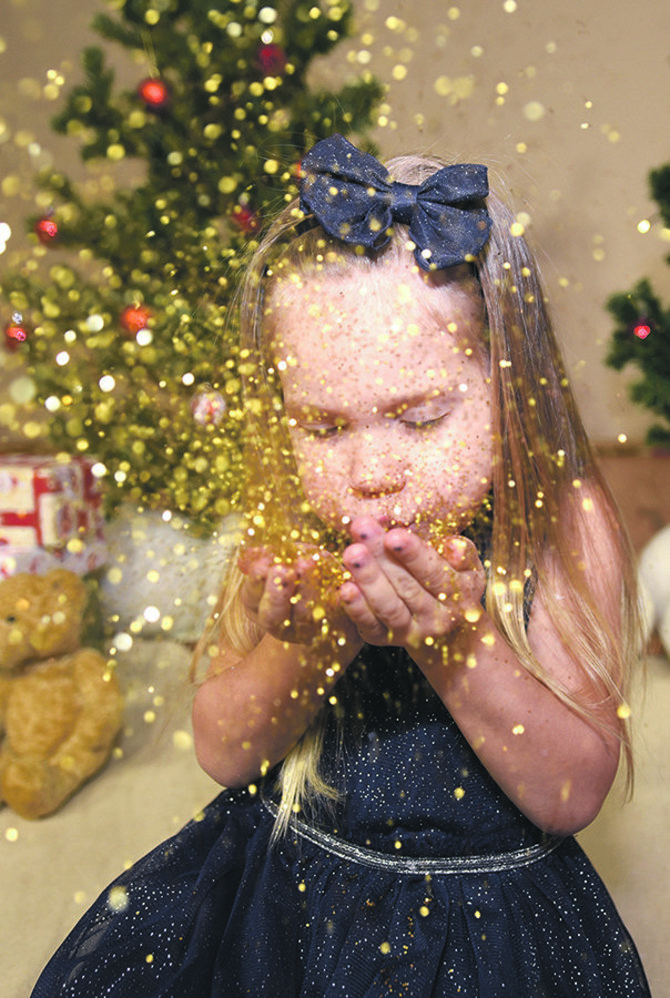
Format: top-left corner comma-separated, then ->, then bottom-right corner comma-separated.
33,135 -> 650,996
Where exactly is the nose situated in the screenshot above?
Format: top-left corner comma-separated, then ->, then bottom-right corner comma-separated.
347,433 -> 406,498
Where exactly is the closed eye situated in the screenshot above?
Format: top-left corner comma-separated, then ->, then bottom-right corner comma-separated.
400,412 -> 450,430
291,419 -> 345,438
302,425 -> 342,438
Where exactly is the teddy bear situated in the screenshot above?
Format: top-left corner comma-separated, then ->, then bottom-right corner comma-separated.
0,568 -> 123,819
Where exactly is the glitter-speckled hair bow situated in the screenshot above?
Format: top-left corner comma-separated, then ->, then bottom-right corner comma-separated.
299,134 -> 492,271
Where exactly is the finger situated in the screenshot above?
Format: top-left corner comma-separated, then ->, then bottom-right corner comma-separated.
348,516 -> 386,554
342,544 -> 414,632
442,535 -> 481,571
257,564 -> 297,633
340,581 -> 393,644
240,576 -> 266,619
384,529 -> 456,596
238,547 -> 272,575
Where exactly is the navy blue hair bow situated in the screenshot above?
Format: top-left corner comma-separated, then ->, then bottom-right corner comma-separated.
299,134 -> 492,271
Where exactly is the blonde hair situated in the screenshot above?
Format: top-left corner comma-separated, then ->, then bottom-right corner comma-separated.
203,153 -> 640,837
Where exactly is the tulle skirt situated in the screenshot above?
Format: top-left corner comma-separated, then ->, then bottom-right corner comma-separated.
31,788 -> 651,997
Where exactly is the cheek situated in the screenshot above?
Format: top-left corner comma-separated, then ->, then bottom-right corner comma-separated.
292,440 -> 342,498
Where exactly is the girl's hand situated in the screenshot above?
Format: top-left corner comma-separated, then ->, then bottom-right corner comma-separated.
238,546 -> 361,648
339,516 -> 485,651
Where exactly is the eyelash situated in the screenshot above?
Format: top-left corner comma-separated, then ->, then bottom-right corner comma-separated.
300,413 -> 449,438
401,415 -> 448,431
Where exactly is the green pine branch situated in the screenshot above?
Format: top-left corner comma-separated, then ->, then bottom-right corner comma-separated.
1,0 -> 382,530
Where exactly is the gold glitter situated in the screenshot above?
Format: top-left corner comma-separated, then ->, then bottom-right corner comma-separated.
107,886 -> 129,913
173,730 -> 193,751
523,101 -> 546,122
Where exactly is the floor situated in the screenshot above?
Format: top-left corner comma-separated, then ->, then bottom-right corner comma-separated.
3,635 -> 668,997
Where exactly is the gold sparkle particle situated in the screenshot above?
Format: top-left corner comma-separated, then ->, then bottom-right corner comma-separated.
523,101 -> 546,122
454,787 -> 465,800
5,827 -> 19,842
173,730 -> 193,751
419,905 -> 430,916
379,941 -> 392,955
433,75 -> 475,103
512,724 -> 525,735
107,886 -> 129,912
617,703 -> 632,720
560,780 -> 572,803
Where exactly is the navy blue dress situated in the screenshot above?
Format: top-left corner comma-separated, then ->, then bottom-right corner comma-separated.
32,648 -> 650,996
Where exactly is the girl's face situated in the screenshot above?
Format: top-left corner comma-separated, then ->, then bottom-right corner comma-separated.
267,259 -> 493,539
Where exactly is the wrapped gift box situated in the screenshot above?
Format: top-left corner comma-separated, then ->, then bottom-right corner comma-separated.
0,455 -> 106,576
0,540 -> 108,579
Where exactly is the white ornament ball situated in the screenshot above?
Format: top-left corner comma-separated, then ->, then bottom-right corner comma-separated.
191,387 -> 226,426
638,525 -> 670,625
658,602 -> 670,659
636,574 -> 656,648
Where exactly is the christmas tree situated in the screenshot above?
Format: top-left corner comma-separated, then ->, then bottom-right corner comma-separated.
606,163 -> 670,447
1,0 -> 382,532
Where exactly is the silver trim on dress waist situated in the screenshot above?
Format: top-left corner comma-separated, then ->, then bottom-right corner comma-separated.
262,800 -> 563,874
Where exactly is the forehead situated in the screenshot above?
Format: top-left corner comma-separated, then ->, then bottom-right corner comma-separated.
265,260 -> 483,365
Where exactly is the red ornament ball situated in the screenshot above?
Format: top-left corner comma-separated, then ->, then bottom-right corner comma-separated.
34,216 -> 59,246
120,304 -> 152,335
231,204 -> 260,235
4,315 -> 29,352
256,43 -> 287,76
632,318 -> 652,340
137,77 -> 170,110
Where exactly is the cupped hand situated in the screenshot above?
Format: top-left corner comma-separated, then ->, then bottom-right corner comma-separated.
339,516 -> 486,651
238,545 -> 362,648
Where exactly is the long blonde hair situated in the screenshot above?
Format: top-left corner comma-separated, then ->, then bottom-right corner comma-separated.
203,153 -> 640,836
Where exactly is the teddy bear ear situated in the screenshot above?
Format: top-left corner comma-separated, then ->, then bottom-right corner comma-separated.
46,568 -> 86,600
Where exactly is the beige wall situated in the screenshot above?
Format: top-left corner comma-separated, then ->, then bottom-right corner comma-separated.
1,0 -> 669,445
